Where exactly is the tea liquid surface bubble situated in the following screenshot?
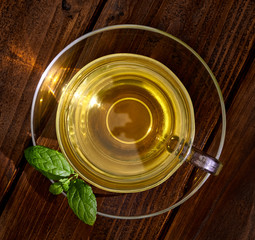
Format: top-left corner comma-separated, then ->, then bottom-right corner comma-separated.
56,53 -> 194,192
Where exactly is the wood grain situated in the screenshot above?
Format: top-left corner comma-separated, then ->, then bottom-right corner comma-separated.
163,58 -> 255,240
94,0 -> 254,103
0,166 -> 95,239
0,0 -> 254,239
89,0 -> 255,238
0,0 -> 102,202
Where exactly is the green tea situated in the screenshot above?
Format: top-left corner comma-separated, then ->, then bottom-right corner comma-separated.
56,53 -> 194,192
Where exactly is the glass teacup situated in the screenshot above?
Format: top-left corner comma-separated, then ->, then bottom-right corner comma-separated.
56,53 -> 221,193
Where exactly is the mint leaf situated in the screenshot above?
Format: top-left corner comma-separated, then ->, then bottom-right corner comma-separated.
59,178 -> 71,192
24,146 -> 97,225
49,182 -> 63,195
24,145 -> 74,180
67,179 -> 97,225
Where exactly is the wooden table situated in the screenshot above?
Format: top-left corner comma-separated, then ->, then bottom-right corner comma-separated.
0,0 -> 254,239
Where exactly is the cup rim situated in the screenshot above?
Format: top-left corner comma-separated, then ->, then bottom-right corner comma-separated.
31,24 -> 226,219
55,52 -> 196,193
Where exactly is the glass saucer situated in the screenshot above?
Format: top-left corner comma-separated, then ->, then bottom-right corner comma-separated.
31,25 -> 226,219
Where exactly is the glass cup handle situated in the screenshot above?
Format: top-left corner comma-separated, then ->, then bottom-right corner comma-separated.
187,147 -> 223,175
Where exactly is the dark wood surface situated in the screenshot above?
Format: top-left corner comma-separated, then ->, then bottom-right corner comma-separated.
0,0 -> 254,239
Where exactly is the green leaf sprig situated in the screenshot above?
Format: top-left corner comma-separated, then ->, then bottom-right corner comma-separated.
24,145 -> 97,226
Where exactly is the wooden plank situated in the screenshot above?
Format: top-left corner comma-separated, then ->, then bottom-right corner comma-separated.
0,166 -> 95,239
88,0 -> 255,239
0,0 -> 103,201
94,0 -> 254,104
0,0 -> 254,239
163,59 -> 255,240
92,0 -> 255,153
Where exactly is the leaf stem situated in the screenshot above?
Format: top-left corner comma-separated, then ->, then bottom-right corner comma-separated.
69,173 -> 79,181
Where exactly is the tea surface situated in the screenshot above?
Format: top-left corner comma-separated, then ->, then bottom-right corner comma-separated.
56,53 -> 194,192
